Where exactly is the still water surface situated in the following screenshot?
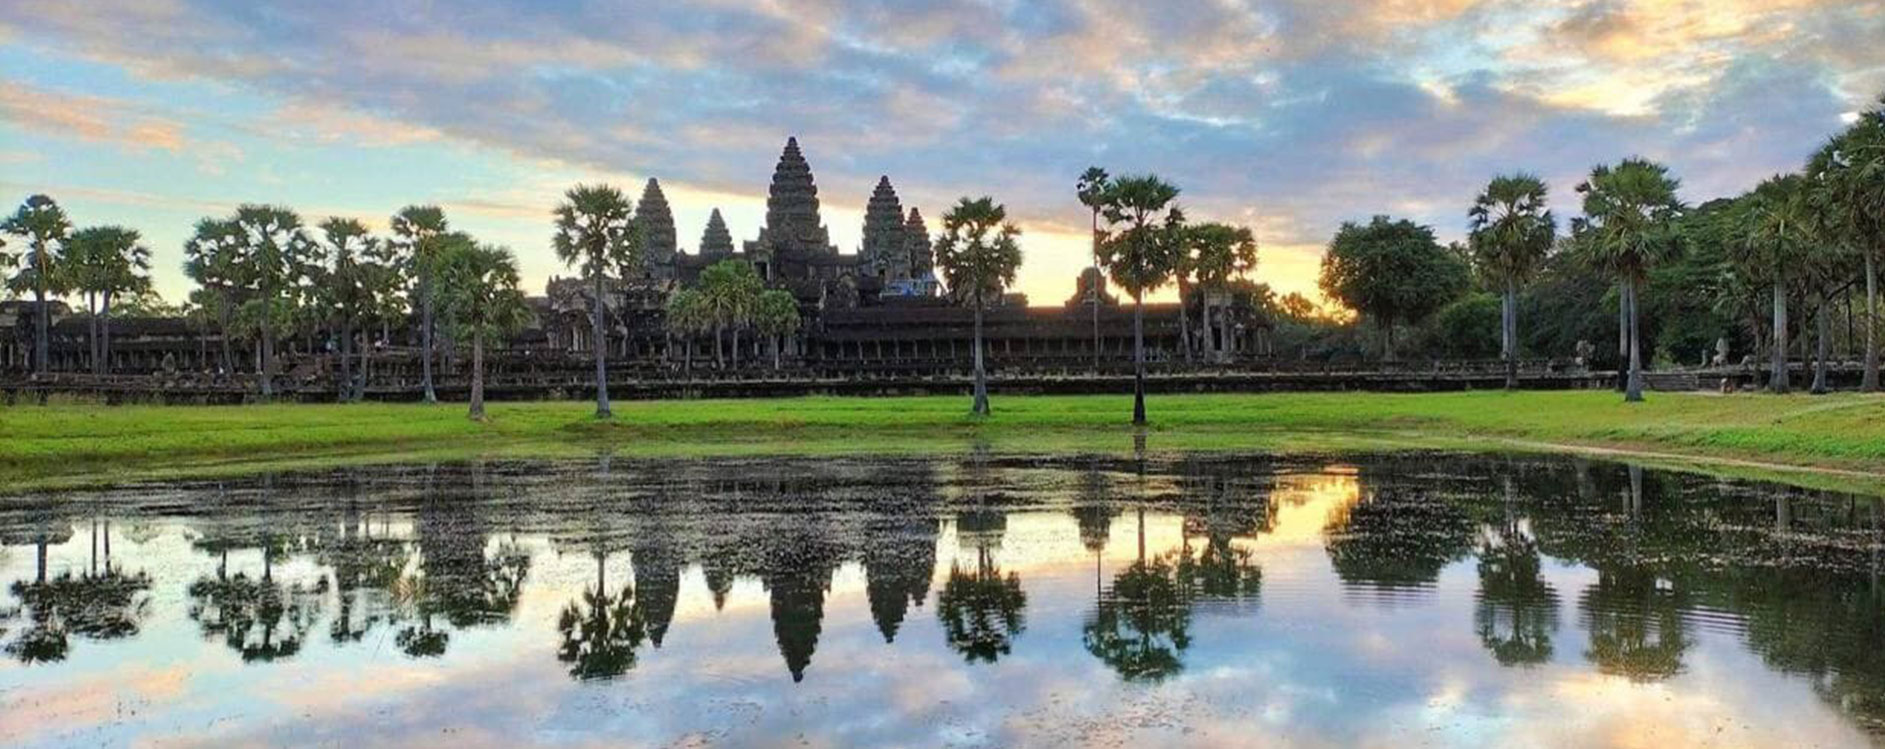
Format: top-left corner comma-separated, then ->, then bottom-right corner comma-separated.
2,452 -> 1883,747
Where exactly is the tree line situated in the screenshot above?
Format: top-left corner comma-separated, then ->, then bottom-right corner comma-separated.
4,95 -> 1881,417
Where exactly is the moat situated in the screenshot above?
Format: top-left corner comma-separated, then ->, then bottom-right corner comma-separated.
3,453 -> 1883,747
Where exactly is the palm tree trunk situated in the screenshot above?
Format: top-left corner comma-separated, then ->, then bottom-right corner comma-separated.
32,242 -> 49,375
971,289 -> 989,416
1504,282 -> 1518,390
218,302 -> 233,375
1177,280 -> 1192,364
340,316 -> 354,402
1770,277 -> 1790,394
591,268 -> 611,419
1864,249 -> 1879,392
101,292 -> 113,375
422,270 -> 437,403
88,293 -> 101,375
260,296 -> 275,398
1091,208 -> 1102,371
731,328 -> 741,369
774,334 -> 782,370
470,328 -> 486,420
1625,277 -> 1645,403
1132,290 -> 1146,425
358,329 -> 372,402
713,324 -> 724,369
1813,292 -> 1831,395
1617,291 -> 1629,392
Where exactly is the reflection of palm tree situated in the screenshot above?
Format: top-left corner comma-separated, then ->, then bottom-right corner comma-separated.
1474,533 -> 1559,667
556,552 -> 647,681
936,546 -> 1026,663
1185,534 -> 1261,601
1580,566 -> 1689,682
6,519 -> 153,663
1084,553 -> 1192,682
1324,484 -> 1475,593
186,566 -> 327,663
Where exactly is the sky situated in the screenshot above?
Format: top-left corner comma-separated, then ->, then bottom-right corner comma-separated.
1,0 -> 1881,309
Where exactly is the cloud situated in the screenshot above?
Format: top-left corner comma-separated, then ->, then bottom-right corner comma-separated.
0,84 -> 188,152
0,0 -> 1880,306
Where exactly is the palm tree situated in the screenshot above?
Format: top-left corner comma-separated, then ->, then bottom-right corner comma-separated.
1,195 -> 73,375
1807,101 -> 1885,392
664,288 -> 708,372
1469,174 -> 1557,390
552,185 -> 638,418
184,218 -> 246,375
1077,167 -> 1111,368
1737,175 -> 1817,394
1574,158 -> 1684,402
390,205 -> 450,403
435,242 -> 529,420
316,218 -> 377,400
228,205 -> 322,398
754,288 -> 800,369
933,197 -> 1024,416
1185,222 -> 1259,362
698,259 -> 763,370
1096,175 -> 1184,424
63,226 -> 151,375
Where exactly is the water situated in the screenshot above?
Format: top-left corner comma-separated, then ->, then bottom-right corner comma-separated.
2,452 -> 1883,747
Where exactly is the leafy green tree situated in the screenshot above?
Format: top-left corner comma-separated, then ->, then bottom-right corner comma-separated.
552,185 -> 638,418
390,205 -> 450,403
63,226 -> 151,375
315,218 -> 379,400
1469,174 -> 1557,388
698,259 -> 763,369
1734,175 -> 1820,394
2,195 -> 73,374
1077,167 -> 1111,367
1096,176 -> 1183,425
184,217 -> 248,374
934,196 -> 1024,416
222,205 -> 322,398
437,242 -> 530,420
754,288 -> 800,369
1186,222 -> 1259,360
1318,215 -> 1470,361
1417,292 -> 1503,359
664,288 -> 708,372
1573,158 -> 1685,402
1084,552 -> 1193,682
1807,100 -> 1885,392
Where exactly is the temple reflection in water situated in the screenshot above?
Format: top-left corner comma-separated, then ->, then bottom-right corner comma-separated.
4,453 -> 1885,746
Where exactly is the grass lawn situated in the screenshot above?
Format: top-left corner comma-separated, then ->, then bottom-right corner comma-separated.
2,390 -> 1882,493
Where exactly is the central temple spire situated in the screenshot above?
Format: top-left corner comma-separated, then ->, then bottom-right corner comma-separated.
761,136 -> 832,257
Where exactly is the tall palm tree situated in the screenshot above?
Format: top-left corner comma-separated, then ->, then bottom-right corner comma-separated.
1469,174 -> 1557,390
390,205 -> 450,403
698,259 -> 762,369
318,218 -> 378,401
1807,101 -> 1885,392
552,185 -> 637,419
1096,175 -> 1184,424
436,241 -> 530,420
1,195 -> 73,375
933,196 -> 1024,416
1574,158 -> 1684,403
754,288 -> 800,369
664,288 -> 707,373
184,218 -> 246,375
1185,222 -> 1259,362
1077,167 -> 1111,368
230,205 -> 322,398
1738,175 -> 1817,394
63,227 -> 151,375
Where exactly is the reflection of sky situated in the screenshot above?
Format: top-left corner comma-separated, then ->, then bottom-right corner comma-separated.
0,468 -> 1877,748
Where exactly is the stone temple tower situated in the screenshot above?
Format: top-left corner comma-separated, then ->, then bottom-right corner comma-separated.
904,207 -> 933,277
636,178 -> 677,279
699,208 -> 735,258
749,137 -> 838,281
860,176 -> 909,280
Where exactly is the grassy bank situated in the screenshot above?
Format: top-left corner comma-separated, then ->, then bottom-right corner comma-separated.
2,391 -> 1883,492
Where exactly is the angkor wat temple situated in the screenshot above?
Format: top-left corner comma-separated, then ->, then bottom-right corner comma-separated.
2,138 -> 1276,395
